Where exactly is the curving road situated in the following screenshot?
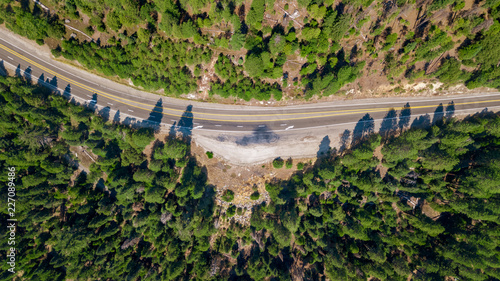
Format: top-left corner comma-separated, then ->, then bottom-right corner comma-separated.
2,36 -> 500,133
1,31 -> 500,164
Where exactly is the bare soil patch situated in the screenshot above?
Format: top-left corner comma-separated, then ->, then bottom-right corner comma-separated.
190,141 -> 313,225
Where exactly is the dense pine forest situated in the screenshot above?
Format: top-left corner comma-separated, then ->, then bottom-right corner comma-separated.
1,0 -> 499,101
1,74 -> 500,279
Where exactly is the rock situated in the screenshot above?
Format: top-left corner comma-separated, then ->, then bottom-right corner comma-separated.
121,236 -> 141,250
160,212 -> 172,224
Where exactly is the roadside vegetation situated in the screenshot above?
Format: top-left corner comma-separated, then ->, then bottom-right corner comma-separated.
1,0 -> 499,102
1,76 -> 499,280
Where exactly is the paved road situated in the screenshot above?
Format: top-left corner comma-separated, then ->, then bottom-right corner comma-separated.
1,37 -> 500,135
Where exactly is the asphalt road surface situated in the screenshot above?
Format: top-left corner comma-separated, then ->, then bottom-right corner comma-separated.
1,36 -> 500,136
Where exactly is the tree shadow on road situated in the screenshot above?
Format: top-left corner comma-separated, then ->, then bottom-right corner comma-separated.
398,102 -> 412,131
445,101 -> 455,119
0,60 -> 6,76
113,110 -> 121,124
317,135 -> 331,158
379,109 -> 398,139
123,116 -> 137,127
168,121 -> 177,138
169,105 -> 194,141
99,107 -> 111,122
431,102 -> 456,125
236,125 -> 280,146
178,105 -> 194,141
432,103 -> 445,124
63,84 -> 71,99
87,93 -> 98,111
351,113 -> 374,146
142,98 -> 163,132
411,114 -> 431,128
15,64 -> 22,78
24,66 -> 32,84
49,76 -> 58,92
339,129 -> 351,152
37,73 -> 45,85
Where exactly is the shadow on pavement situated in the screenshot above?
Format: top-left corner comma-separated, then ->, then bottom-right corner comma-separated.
0,60 -> 6,76
142,98 -> 163,132
398,102 -> 412,131
49,76 -> 58,90
113,110 -> 121,124
24,66 -> 32,83
123,116 -> 137,127
99,107 -> 111,122
351,113 -> 374,146
86,93 -> 98,111
445,101 -> 455,119
63,84 -> 71,99
168,105 -> 194,141
37,73 -> 45,85
411,114 -> 431,128
339,129 -> 351,152
379,109 -> 398,138
15,64 -> 21,77
178,105 -> 194,140
432,103 -> 445,124
168,121 -> 177,138
317,135 -> 331,158
236,125 -> 280,146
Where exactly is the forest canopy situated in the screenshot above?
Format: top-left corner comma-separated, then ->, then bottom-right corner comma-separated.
1,0 -> 499,102
1,75 -> 500,280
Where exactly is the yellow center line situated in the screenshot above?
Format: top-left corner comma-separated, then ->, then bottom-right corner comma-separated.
1,43 -> 500,123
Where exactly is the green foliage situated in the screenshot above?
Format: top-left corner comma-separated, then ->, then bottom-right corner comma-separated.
3,0 -> 498,102
247,0 -> 266,29
433,58 -> 471,85
0,4 -> 65,41
0,76 -> 215,281
222,189 -> 235,202
382,33 -> 398,51
226,205 -> 237,217
273,158 -> 285,168
206,151 -> 214,159
250,191 -> 260,200
244,53 -> 265,78
59,37 -> 207,96
458,43 -> 482,60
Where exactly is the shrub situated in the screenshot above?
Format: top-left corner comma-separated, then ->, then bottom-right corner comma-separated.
227,205 -> 236,217
273,158 -> 284,168
250,192 -> 260,200
222,190 -> 235,202
297,162 -> 305,170
206,151 -> 214,159
286,158 -> 293,169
